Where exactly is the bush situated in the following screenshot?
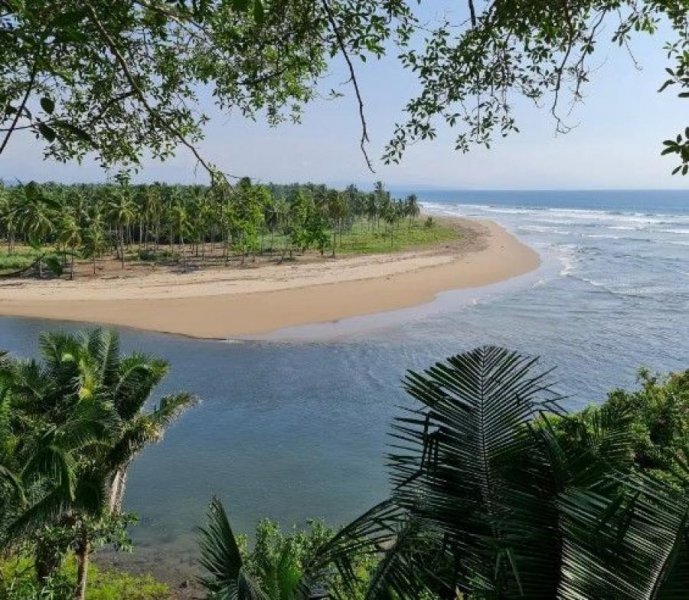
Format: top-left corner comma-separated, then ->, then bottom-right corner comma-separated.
0,556 -> 169,600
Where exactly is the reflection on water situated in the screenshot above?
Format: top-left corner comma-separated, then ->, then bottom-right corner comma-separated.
1,189 -> 688,579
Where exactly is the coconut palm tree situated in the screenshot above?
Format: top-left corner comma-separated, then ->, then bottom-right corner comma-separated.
57,213 -> 82,279
81,210 -> 107,276
106,186 -> 135,269
14,183 -> 59,276
0,188 -> 19,254
4,329 -> 197,600
405,194 -> 420,228
193,347 -> 689,599
171,199 -> 191,267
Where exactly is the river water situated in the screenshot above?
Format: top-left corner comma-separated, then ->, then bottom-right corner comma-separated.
1,189 -> 687,577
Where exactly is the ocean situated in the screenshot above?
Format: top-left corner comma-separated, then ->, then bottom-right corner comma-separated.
0,189 -> 687,577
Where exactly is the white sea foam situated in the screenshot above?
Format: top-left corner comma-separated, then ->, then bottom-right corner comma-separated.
518,225 -> 571,235
658,228 -> 689,235
556,244 -> 580,277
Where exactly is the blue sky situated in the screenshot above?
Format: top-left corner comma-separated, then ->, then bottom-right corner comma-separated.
1,4 -> 687,190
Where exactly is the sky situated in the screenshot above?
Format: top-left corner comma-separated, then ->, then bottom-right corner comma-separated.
1,4 -> 688,190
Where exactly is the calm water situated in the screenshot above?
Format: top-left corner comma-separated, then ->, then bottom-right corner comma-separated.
0,189 -> 688,577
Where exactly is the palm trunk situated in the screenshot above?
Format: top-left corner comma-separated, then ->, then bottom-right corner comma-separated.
108,468 -> 130,514
119,226 -> 125,269
70,251 -> 75,280
74,543 -> 89,600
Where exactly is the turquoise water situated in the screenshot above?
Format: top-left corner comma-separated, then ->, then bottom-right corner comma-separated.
1,189 -> 688,577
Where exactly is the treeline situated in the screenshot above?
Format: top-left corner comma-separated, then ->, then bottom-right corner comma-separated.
0,178 -> 421,277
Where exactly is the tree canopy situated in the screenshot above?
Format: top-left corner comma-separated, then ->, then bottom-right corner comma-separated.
1,0 -> 687,175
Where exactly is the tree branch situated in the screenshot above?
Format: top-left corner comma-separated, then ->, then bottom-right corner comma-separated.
85,2 -> 218,178
321,0 -> 374,173
0,63 -> 37,156
468,0 -> 477,27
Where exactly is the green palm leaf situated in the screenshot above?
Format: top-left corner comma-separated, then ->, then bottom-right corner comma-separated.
388,346 -> 563,597
199,497 -> 269,600
557,473 -> 689,599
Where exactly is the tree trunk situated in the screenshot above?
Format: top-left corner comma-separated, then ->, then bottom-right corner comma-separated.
108,468 -> 130,514
70,251 -> 75,280
74,540 -> 90,600
119,226 -> 125,269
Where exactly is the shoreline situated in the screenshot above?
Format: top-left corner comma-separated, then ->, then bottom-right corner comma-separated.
0,218 -> 540,339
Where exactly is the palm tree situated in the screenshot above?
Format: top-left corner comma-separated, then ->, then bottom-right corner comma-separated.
4,329 -> 197,600
15,182 -> 59,276
106,186 -> 135,269
171,200 -> 191,267
0,188 -> 19,254
405,194 -> 420,228
326,191 -> 348,257
289,347 -> 689,599
57,213 -> 82,279
81,210 -> 107,276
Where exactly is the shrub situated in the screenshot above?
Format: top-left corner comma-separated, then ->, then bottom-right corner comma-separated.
0,556 -> 169,600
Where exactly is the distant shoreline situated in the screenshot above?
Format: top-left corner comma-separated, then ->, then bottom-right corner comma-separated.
0,217 -> 539,339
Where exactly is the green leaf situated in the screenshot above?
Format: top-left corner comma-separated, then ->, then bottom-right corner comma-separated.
253,0 -> 264,24
54,121 -> 95,146
232,0 -> 250,11
40,97 -> 54,114
37,122 -> 56,143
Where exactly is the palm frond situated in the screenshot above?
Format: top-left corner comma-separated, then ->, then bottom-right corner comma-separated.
0,463 -> 24,501
149,392 -> 197,430
557,472 -> 689,599
21,436 -> 77,500
7,487 -> 70,540
85,329 -> 120,389
300,500 -> 405,598
198,497 -> 257,597
387,346 -> 563,597
113,354 -> 169,420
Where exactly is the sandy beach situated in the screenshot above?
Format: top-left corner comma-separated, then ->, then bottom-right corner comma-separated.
0,218 -> 539,338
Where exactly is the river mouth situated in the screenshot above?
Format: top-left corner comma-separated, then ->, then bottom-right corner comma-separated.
1,190 -> 687,589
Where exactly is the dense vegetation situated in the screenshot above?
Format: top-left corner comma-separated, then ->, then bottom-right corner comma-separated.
1,2 -> 687,174
198,349 -> 689,599
0,330 -> 195,600
0,180 -> 437,278
3,332 -> 689,599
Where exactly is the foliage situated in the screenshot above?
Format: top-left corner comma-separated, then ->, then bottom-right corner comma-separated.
0,329 -> 196,599
300,346 -> 689,599
199,500 -> 376,599
0,180 -> 436,277
0,249 -> 40,273
552,367 -> 689,485
1,1 -> 686,173
0,555 -> 169,600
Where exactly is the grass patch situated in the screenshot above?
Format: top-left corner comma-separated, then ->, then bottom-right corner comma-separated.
0,555 -> 170,600
336,219 -> 460,255
0,249 -> 42,273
